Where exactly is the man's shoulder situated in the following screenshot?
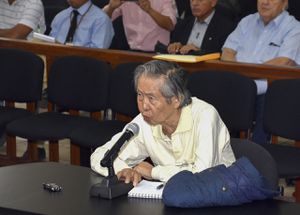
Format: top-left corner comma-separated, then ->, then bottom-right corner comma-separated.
238,13 -> 259,26
176,17 -> 195,27
190,97 -> 217,113
280,12 -> 300,30
190,97 -> 220,121
23,0 -> 44,7
90,4 -> 110,19
53,7 -> 70,20
210,10 -> 237,30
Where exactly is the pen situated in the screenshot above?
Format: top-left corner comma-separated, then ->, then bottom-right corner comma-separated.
156,184 -> 164,190
269,42 -> 280,47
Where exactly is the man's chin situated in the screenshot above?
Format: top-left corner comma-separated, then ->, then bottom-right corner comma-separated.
143,116 -> 155,125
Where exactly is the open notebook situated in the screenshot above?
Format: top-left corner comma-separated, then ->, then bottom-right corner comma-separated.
152,52 -> 220,63
128,180 -> 164,199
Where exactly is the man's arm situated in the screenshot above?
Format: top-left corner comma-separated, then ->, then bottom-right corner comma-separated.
221,48 -> 237,62
139,0 -> 174,31
0,24 -> 33,39
264,57 -> 296,66
103,0 -> 123,17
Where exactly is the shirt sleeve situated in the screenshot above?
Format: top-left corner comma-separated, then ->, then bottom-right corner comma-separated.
19,0 -> 44,31
222,18 -> 245,51
89,13 -> 114,48
111,6 -> 122,21
275,27 -> 300,64
151,107 -> 235,182
90,122 -> 149,176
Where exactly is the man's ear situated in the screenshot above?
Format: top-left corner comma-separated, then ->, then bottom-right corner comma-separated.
211,0 -> 218,8
172,96 -> 181,109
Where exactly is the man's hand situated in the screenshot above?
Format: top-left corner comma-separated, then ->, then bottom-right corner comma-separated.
178,44 -> 200,55
133,161 -> 154,180
167,42 -> 183,54
138,0 -> 151,13
117,168 -> 142,186
108,0 -> 124,10
104,0 -> 124,16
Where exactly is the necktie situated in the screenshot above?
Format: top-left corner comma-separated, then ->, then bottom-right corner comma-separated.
65,10 -> 79,43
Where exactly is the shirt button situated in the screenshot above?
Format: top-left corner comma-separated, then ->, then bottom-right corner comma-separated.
222,186 -> 227,192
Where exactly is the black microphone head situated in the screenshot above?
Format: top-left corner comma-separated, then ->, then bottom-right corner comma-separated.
126,123 -> 139,136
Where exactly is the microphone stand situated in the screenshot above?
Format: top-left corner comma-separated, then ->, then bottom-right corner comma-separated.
89,153 -> 133,199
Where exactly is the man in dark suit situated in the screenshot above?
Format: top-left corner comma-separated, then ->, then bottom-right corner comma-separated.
167,0 -> 236,55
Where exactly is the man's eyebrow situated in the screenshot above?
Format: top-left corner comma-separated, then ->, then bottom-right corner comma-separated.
137,89 -> 154,96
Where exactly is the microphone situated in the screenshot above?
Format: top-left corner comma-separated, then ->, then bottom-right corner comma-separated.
90,123 -> 139,199
100,123 -> 139,168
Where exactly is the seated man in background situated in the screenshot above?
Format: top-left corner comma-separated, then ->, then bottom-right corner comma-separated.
168,0 -> 236,55
0,0 -> 46,39
103,0 -> 177,52
221,0 -> 300,144
50,0 -> 114,48
91,60 -> 235,184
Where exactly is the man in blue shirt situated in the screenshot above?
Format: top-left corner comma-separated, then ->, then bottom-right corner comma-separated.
221,0 -> 300,144
50,0 -> 114,48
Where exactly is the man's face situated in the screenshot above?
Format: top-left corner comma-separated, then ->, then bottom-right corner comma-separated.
67,0 -> 88,8
257,0 -> 288,24
190,0 -> 217,21
136,75 -> 179,126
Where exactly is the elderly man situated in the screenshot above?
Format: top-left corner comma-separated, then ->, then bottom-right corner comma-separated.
0,0 -> 46,39
168,0 -> 236,55
221,0 -> 300,144
91,60 -> 235,185
50,0 -> 114,48
103,0 -> 177,52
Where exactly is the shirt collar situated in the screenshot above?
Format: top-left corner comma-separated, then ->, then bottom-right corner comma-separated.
194,9 -> 215,25
152,104 -> 193,138
257,10 -> 287,27
70,0 -> 92,15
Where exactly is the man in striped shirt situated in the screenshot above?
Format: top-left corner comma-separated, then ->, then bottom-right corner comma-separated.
0,0 -> 46,40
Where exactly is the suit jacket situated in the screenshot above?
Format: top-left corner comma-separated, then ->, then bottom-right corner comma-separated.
170,10 -> 236,55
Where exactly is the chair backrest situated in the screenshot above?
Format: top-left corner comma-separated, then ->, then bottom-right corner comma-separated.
187,70 -> 257,137
263,79 -> 300,143
48,56 -> 110,112
108,62 -> 141,119
0,48 -> 44,103
230,138 -> 278,191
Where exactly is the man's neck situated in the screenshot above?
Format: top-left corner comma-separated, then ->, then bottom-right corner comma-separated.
161,109 -> 181,138
196,9 -> 214,22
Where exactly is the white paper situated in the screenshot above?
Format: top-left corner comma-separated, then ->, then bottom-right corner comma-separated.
33,32 -> 55,43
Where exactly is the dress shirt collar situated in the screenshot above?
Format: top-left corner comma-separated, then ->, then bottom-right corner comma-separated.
152,103 -> 193,138
194,9 -> 215,25
257,10 -> 287,27
69,0 -> 92,16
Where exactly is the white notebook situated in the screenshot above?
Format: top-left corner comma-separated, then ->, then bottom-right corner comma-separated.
128,180 -> 164,199
32,32 -> 55,43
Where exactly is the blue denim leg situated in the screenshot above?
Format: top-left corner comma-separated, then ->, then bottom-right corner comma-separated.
252,94 -> 270,145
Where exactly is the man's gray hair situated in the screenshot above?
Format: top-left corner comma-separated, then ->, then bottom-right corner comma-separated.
134,60 -> 192,108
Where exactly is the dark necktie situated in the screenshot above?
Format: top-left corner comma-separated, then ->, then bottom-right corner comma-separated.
65,10 -> 79,43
